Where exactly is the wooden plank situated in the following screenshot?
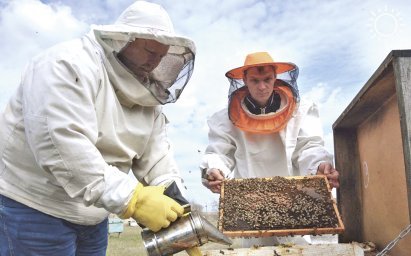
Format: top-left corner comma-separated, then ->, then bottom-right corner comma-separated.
219,176 -> 344,237
356,94 -> 411,255
393,56 -> 411,221
202,244 -> 364,256
333,129 -> 362,243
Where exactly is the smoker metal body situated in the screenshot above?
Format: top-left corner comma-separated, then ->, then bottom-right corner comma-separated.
142,211 -> 232,256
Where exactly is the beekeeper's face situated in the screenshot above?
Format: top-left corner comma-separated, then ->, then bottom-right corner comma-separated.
244,66 -> 276,107
118,38 -> 170,81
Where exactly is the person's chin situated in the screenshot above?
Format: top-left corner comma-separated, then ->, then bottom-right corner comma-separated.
257,96 -> 269,102
133,71 -> 149,82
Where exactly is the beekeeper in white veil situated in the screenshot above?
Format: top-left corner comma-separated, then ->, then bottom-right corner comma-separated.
0,1 -> 200,255
200,52 -> 340,247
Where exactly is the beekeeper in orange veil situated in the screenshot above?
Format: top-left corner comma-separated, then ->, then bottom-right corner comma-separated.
200,52 -> 339,245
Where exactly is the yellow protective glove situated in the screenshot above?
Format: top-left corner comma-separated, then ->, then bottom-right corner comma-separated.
185,246 -> 202,256
120,183 -> 184,232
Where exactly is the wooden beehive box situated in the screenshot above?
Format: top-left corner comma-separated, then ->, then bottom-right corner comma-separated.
333,50 -> 411,256
201,244 -> 365,256
218,176 -> 344,237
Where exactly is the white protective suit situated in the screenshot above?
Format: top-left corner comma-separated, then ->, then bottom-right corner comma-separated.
200,98 -> 333,179
0,1 -> 195,225
201,98 -> 333,247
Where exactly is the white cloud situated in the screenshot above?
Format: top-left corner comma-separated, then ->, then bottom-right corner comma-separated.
0,0 -> 88,106
0,0 -> 87,63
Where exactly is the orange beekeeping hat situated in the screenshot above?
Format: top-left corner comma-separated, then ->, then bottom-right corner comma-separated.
225,52 -> 296,79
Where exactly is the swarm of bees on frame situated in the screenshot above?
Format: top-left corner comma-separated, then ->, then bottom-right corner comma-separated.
219,177 -> 338,231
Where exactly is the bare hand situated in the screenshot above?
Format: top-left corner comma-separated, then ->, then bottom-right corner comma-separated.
316,162 -> 340,189
201,168 -> 224,194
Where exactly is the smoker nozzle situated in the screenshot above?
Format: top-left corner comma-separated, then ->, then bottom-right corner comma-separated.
196,212 -> 232,246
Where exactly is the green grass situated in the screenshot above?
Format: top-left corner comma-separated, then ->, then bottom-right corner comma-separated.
106,225 -> 145,256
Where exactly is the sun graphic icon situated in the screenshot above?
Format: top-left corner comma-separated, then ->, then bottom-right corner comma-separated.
368,6 -> 404,37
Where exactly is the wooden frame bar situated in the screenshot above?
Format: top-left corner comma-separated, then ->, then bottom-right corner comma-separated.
218,175 -> 345,237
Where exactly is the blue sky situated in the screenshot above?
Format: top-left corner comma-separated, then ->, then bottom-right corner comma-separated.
0,0 -> 410,210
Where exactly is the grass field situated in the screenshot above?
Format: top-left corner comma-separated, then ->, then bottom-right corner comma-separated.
107,225 -> 146,256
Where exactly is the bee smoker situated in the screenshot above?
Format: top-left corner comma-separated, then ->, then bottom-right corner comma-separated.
141,211 -> 232,256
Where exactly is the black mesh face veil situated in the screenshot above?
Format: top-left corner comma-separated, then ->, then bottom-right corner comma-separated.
144,46 -> 195,104
227,65 -> 300,104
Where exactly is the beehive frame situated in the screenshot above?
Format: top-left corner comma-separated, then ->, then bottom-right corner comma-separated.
218,175 -> 344,237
